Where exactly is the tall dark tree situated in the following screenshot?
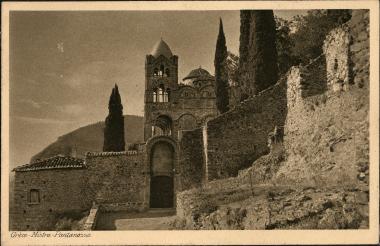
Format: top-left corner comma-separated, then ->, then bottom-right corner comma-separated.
238,10 -> 252,101
214,18 -> 229,114
275,17 -> 295,76
249,10 -> 278,95
103,84 -> 125,151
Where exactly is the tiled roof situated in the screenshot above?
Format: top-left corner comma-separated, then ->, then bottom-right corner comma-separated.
13,155 -> 85,172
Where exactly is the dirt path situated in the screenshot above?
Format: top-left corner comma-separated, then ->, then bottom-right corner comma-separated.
95,209 -> 177,230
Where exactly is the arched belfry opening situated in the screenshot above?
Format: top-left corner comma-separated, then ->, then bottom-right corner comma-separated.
152,115 -> 172,137
149,141 -> 175,208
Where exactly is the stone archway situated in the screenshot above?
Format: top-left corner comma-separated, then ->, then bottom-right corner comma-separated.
149,141 -> 175,208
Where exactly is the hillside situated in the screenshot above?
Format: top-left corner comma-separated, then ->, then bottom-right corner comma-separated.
30,115 -> 144,162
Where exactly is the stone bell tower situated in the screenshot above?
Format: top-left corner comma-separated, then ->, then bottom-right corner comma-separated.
144,39 -> 179,141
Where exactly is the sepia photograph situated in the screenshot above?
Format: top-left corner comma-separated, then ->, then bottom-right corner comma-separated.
1,1 -> 379,245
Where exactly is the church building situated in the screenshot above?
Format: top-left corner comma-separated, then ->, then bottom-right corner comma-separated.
11,39 -> 218,230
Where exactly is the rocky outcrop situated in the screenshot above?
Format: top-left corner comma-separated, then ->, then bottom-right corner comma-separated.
174,186 -> 368,230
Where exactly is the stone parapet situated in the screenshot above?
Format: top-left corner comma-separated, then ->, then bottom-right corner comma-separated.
85,150 -> 139,157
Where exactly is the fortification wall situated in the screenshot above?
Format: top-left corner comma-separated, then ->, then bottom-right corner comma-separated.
349,10 -> 370,89
276,77 -> 369,187
176,12 -> 370,228
10,169 -> 88,230
275,9 -> 369,186
84,151 -> 148,211
178,128 -> 204,191
206,79 -> 287,180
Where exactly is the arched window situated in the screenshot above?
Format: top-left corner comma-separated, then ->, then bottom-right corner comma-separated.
29,189 -> 40,204
152,115 -> 173,137
165,68 -> 170,77
153,89 -> 157,102
157,88 -> 163,102
164,90 -> 168,102
153,68 -> 159,77
160,65 -> 165,77
166,88 -> 171,102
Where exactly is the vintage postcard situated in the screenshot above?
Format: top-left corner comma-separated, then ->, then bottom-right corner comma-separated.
1,1 -> 379,245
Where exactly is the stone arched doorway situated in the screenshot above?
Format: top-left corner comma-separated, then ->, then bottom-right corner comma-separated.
149,141 -> 175,208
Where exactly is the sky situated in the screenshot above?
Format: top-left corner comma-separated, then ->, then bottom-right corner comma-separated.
9,10 -> 306,169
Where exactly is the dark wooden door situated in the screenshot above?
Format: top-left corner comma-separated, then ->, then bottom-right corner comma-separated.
150,176 -> 174,208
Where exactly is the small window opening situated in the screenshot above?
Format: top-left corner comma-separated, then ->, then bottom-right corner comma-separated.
334,59 -> 338,70
153,89 -> 157,102
159,65 -> 165,77
166,88 -> 171,102
165,68 -> 170,77
28,189 -> 40,204
163,90 -> 169,102
153,68 -> 159,77
158,87 -> 164,102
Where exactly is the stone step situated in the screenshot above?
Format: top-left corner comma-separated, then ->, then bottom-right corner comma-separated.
147,208 -> 176,214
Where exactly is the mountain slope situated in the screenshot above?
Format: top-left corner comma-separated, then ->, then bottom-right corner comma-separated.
31,115 -> 144,162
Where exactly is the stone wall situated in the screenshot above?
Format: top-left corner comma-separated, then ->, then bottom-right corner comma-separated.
176,12 -> 370,228
11,151 -> 149,230
323,9 -> 369,92
205,78 -> 287,180
275,10 -> 370,187
84,151 -> 148,211
11,169 -> 89,230
349,10 -> 370,89
178,128 -> 204,191
276,84 -> 369,187
323,25 -> 351,92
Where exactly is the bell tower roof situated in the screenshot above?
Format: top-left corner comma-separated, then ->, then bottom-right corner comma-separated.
150,39 -> 173,58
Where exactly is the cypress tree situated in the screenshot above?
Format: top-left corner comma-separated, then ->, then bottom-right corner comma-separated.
249,10 -> 278,94
238,10 -> 252,101
214,18 -> 229,114
103,84 -> 125,151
